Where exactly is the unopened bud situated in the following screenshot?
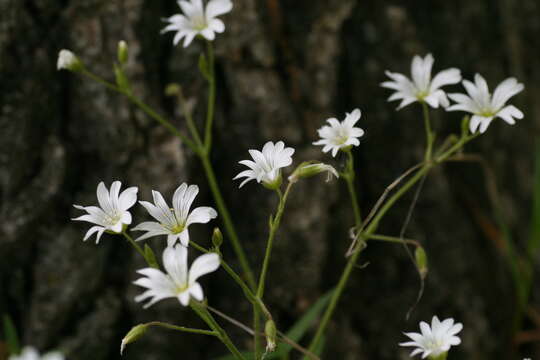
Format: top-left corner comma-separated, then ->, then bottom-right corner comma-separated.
264,320 -> 277,353
212,227 -> 223,248
165,83 -> 182,97
120,324 -> 148,355
57,49 -> 83,72
415,246 -> 428,279
117,40 -> 128,64
288,161 -> 339,183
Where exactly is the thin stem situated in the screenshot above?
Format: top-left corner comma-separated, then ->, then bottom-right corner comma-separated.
344,150 -> 362,227
254,182 -> 293,359
422,102 -> 434,161
366,233 -> 421,247
122,231 -> 146,260
204,41 -> 216,152
177,87 -> 204,148
191,302 -> 246,360
190,240 -> 256,303
199,154 -> 256,290
306,164 -> 431,356
80,69 -> 199,153
257,183 -> 293,298
144,321 -> 217,336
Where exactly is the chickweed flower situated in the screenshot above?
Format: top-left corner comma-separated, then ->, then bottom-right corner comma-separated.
56,49 -> 82,71
400,316 -> 463,359
234,141 -> 295,189
133,183 -> 217,247
313,109 -> 365,157
134,244 -> 220,308
447,74 -> 524,133
381,54 -> 461,110
73,181 -> 138,243
161,0 -> 233,47
8,346 -> 64,360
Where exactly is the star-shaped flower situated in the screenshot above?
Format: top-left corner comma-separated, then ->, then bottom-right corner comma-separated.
447,74 -> 524,133
234,141 -> 295,189
313,108 -> 365,157
72,181 -> 138,243
134,244 -> 220,308
381,54 -> 462,110
9,346 -> 64,360
161,0 -> 233,47
133,183 -> 217,247
399,316 -> 463,359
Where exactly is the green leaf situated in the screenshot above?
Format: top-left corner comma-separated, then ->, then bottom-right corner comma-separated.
3,314 -> 20,355
144,244 -> 159,269
214,289 -> 334,360
198,53 -> 210,80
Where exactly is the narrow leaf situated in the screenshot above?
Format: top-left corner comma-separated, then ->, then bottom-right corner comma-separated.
3,314 -> 20,355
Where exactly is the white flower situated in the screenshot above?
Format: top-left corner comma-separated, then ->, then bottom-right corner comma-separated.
447,74 -> 524,133
161,0 -> 233,47
134,244 -> 220,307
72,181 -> 138,243
133,183 -> 217,247
381,54 -> 461,110
400,316 -> 463,359
56,49 -> 81,71
233,141 -> 295,188
9,346 -> 64,360
313,109 -> 365,157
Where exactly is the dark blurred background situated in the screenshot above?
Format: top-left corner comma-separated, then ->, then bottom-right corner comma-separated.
1,0 -> 539,359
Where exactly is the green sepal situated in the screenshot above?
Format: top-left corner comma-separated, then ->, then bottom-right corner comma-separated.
114,63 -> 131,93
144,245 -> 159,269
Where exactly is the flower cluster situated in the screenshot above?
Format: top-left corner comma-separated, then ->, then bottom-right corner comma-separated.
381,53 -> 524,134
73,180 -> 220,308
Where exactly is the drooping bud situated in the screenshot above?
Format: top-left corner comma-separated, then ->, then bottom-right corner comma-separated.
288,161 -> 339,183
117,40 -> 128,64
415,246 -> 428,279
120,324 -> 148,355
264,320 -> 277,353
212,227 -> 223,248
57,49 -> 83,72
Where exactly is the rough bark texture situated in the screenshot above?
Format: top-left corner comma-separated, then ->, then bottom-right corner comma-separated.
1,0 -> 539,359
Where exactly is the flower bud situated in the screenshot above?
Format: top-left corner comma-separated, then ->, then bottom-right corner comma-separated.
264,320 -> 277,353
117,40 -> 128,64
212,227 -> 223,248
120,324 -> 148,355
415,246 -> 428,279
57,49 -> 83,72
165,83 -> 182,97
288,162 -> 339,183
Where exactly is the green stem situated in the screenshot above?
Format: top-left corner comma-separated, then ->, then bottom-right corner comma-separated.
190,240 -> 256,303
200,154 -> 256,290
254,183 -> 293,359
366,233 -> 420,247
191,302 -> 246,360
344,150 -> 362,226
177,87 -> 204,148
204,41 -> 216,152
144,321 -> 217,336
422,101 -> 434,161
307,132 -> 481,355
122,231 -> 146,260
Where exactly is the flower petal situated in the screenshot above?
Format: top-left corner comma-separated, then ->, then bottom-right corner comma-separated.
189,253 -> 220,284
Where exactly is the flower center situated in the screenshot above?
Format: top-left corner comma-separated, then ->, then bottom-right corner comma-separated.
192,14 -> 207,30
171,223 -> 185,234
479,109 -> 495,117
105,212 -> 122,226
416,90 -> 429,100
334,129 -> 350,145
